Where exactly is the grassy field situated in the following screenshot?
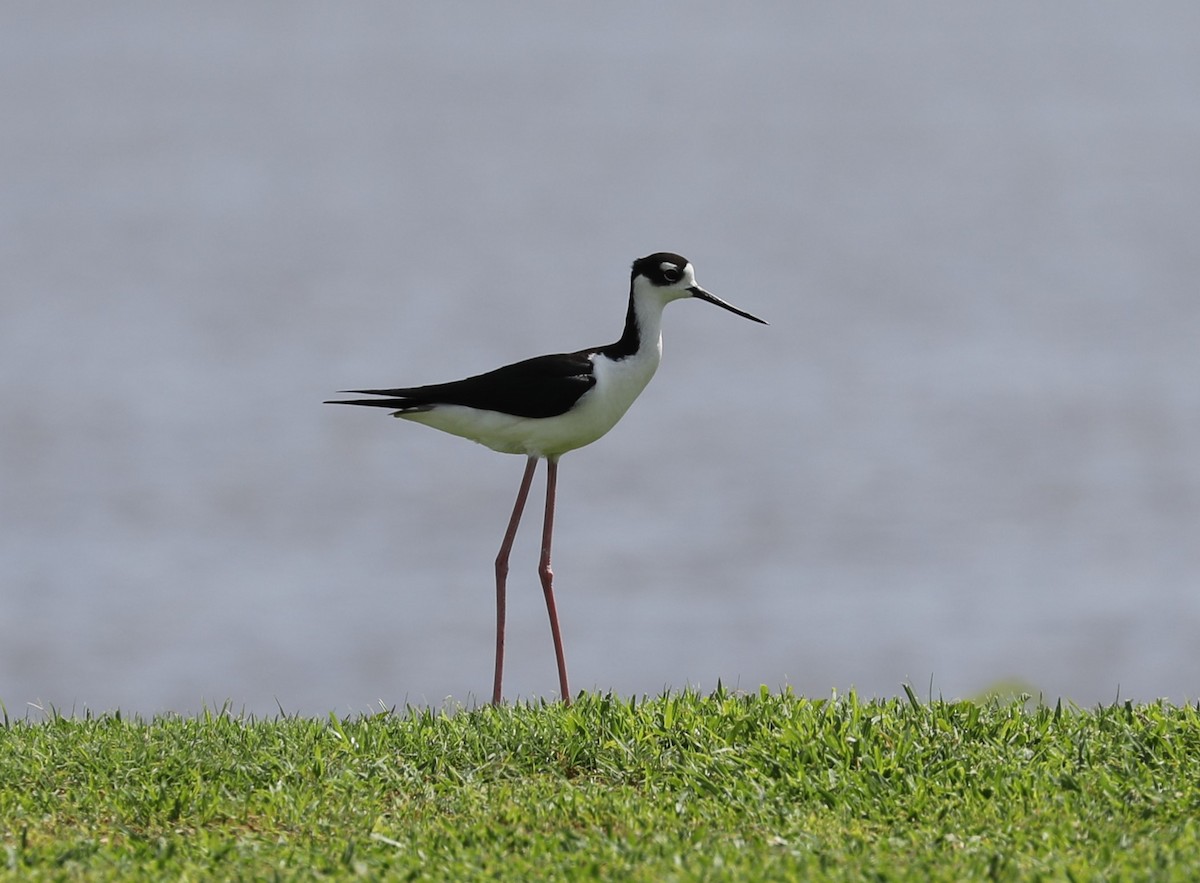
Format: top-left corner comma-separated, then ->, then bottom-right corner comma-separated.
1,687 -> 1198,880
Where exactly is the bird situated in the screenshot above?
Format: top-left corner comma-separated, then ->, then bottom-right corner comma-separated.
326,252 -> 767,706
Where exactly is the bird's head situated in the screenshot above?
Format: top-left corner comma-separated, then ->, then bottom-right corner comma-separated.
630,252 -> 768,324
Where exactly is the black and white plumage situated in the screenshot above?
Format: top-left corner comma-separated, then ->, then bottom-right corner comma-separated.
326,252 -> 767,705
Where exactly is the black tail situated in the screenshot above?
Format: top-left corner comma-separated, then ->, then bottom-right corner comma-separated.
324,389 -> 431,412
324,397 -> 410,409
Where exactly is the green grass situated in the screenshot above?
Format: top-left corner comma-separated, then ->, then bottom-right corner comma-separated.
2,687 -> 1198,880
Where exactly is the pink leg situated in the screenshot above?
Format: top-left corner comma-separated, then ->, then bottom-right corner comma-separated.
539,457 -> 572,705
493,456 -> 538,705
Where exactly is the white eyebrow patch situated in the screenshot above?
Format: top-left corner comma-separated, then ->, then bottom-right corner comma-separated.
660,262 -> 680,273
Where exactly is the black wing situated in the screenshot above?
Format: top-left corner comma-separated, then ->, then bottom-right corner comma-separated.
326,350 -> 598,419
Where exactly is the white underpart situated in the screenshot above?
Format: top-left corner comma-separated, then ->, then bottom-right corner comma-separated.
399,269 -> 695,458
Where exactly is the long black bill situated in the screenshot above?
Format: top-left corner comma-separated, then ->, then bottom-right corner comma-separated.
688,286 -> 768,325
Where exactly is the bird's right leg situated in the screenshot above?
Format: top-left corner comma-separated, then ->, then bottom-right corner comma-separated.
493,456 -> 539,705
538,457 -> 571,705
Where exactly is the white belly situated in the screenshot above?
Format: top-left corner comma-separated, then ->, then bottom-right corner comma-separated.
400,347 -> 660,458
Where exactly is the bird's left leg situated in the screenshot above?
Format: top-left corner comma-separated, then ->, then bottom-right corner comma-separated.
493,455 -> 538,705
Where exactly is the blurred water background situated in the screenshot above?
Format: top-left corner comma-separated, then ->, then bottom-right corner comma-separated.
3,3 -> 1199,715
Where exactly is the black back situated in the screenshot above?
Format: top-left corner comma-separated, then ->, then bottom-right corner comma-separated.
329,349 -> 598,418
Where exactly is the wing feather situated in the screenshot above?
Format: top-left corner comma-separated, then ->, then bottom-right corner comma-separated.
326,350 -> 597,419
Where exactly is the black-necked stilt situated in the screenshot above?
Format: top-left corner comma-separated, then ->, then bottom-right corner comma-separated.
327,252 -> 766,705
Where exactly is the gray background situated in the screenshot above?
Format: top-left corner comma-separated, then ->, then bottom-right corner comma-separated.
3,3 -> 1198,715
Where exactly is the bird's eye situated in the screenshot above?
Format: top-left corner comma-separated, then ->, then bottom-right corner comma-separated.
660,263 -> 682,283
